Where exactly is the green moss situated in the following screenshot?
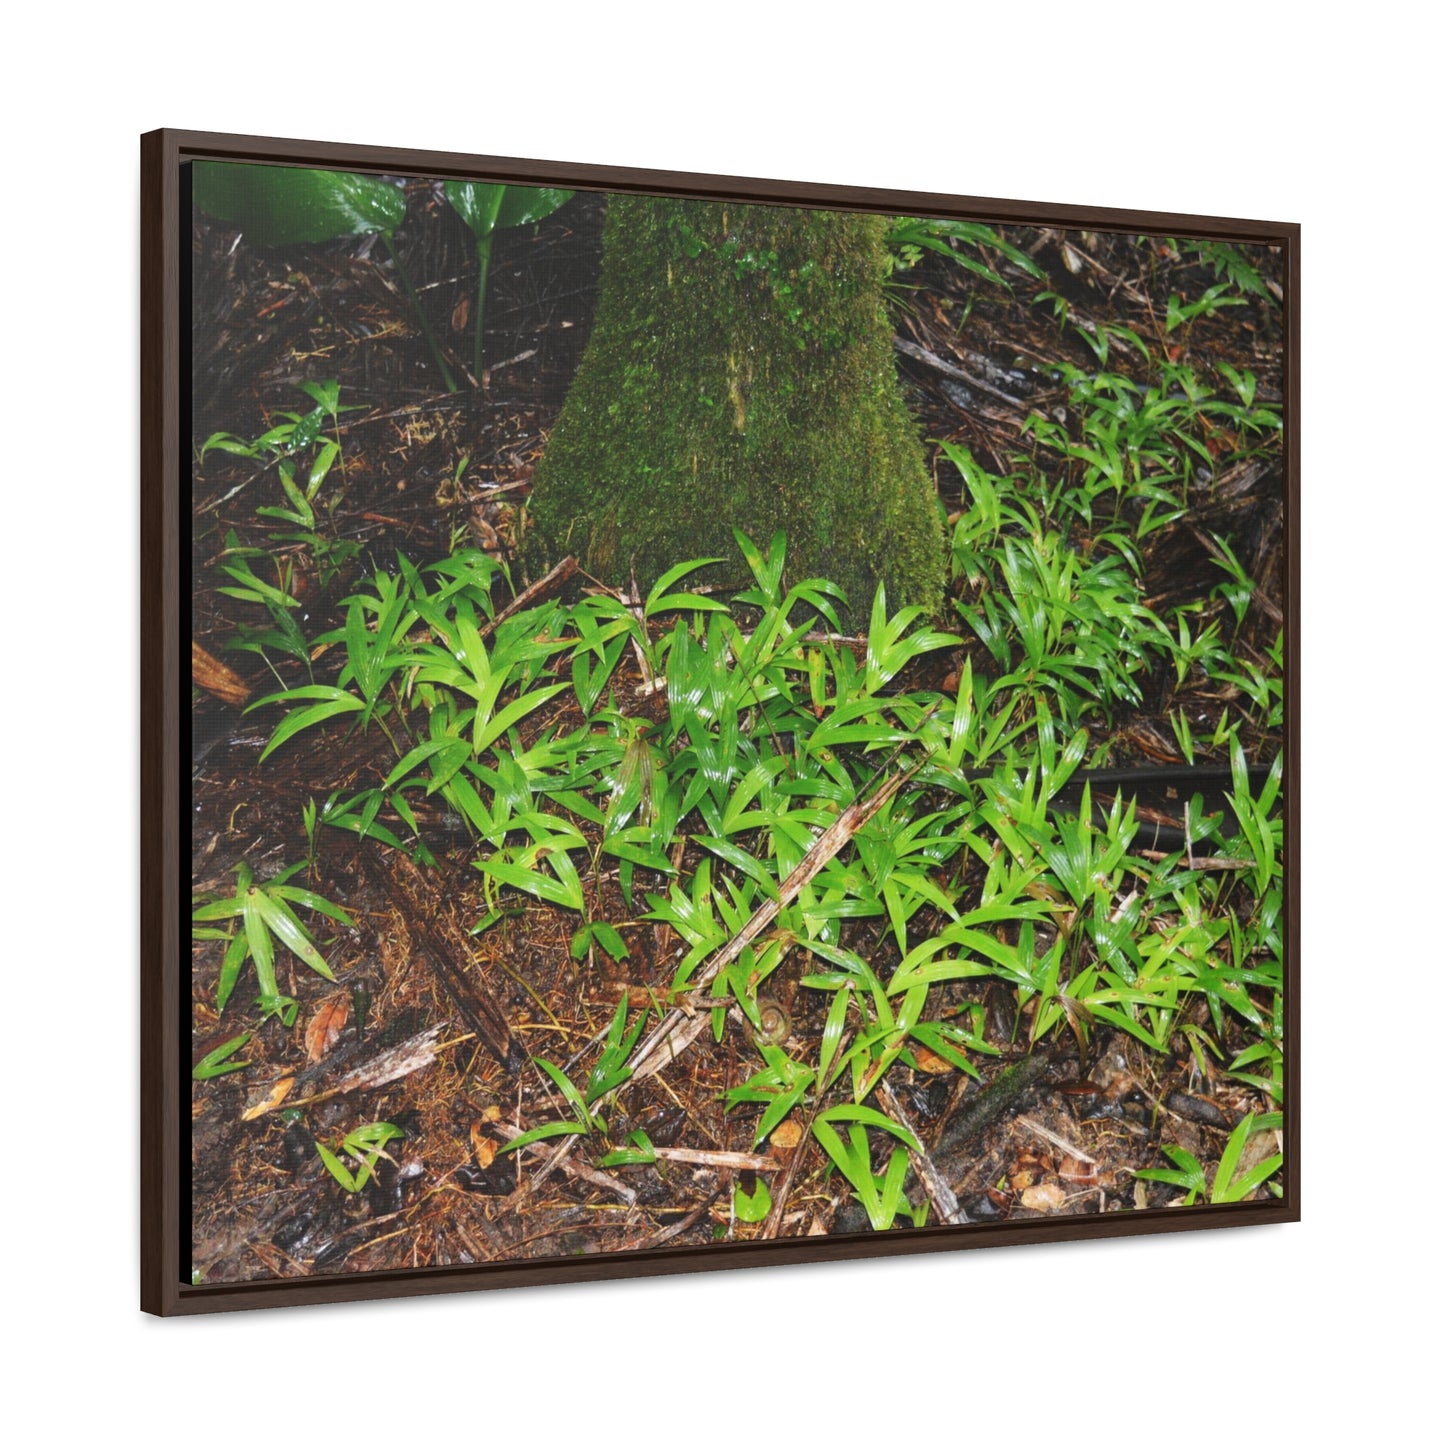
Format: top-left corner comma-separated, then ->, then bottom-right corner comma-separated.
526,195 -> 945,626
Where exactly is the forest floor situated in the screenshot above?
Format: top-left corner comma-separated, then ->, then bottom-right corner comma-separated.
189,178 -> 1286,1284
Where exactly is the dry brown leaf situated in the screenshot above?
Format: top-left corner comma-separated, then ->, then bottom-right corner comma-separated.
241,1076 -> 294,1122
304,994 -> 350,1064
911,1045 -> 954,1075
470,1120 -> 497,1169
191,641 -> 251,707
771,1119 -> 804,1150
1021,1181 -> 1067,1212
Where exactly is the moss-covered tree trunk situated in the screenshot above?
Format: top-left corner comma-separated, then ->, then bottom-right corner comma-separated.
525,196 -> 944,625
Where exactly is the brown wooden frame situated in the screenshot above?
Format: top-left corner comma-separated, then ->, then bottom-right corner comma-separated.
142,127 -> 1300,1316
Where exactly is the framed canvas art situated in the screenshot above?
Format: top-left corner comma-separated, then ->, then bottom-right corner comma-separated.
143,128 -> 1298,1315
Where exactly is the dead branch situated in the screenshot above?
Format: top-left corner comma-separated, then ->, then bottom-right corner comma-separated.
880,1077 -> 967,1225
629,770 -> 905,1084
487,1121 -> 638,1205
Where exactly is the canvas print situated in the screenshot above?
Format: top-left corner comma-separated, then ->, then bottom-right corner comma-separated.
186,160 -> 1287,1286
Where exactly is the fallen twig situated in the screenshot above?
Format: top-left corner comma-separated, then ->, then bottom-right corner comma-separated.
651,1146 -> 782,1170
1018,1114 -> 1097,1166
488,1121 -> 638,1205
479,555 -> 580,641
880,1077 -> 967,1225
629,770 -> 906,1084
893,336 -> 1033,413
242,1025 -> 445,1120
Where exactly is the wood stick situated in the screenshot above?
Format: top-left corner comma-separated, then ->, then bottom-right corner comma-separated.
893,336 -> 1032,412
479,555 -> 579,640
488,1121 -> 637,1205
880,1077 -> 967,1225
629,770 -> 905,1083
1017,1114 -> 1097,1165
651,1146 -> 782,1171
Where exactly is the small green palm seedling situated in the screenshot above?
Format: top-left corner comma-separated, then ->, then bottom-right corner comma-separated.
1136,1111 -> 1282,1205
570,920 -> 631,970
813,1106 -> 928,1230
316,1121 -> 405,1194
252,565 -> 423,763
497,1058 -> 606,1153
500,997 -> 650,1156
200,378 -> 362,477
1166,239 -> 1276,305
191,861 -> 352,1025
202,381 -> 365,593
1165,283 -> 1247,335
443,183 -> 574,378
884,217 -> 1044,290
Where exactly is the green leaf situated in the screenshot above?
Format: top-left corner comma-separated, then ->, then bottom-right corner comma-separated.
193,163 -> 406,246
646,556 -> 726,616
475,682 -> 570,756
536,1057 -> 593,1129
215,930 -> 250,1013
598,1130 -> 657,1168
496,186 -> 574,229
1211,1113 -> 1281,1203
734,1176 -> 772,1223
445,180 -> 507,239
497,1119 -> 588,1154
316,1142 -> 362,1193
251,687 -> 366,761
814,1104 -> 920,1152
480,852 -> 586,912
247,889 -> 335,979
191,1033 -> 252,1080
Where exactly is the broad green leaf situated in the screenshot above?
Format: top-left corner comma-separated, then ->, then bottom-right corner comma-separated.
252,689 -> 366,761
193,163 -> 406,246
496,186 -> 574,230
248,890 -> 336,979
445,181 -> 507,238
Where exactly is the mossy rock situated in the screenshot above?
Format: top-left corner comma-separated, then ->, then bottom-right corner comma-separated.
525,196 -> 945,627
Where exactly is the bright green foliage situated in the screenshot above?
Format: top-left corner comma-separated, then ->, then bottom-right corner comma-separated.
191,861 -> 351,1024
884,218 -> 1045,289
733,1176 -> 772,1223
197,198 -> 1286,1230
525,196 -> 946,626
202,381 -> 364,612
812,1107 -> 927,1229
192,164 -> 406,247
316,1122 -> 405,1194
1137,1111 -> 1282,1205
235,505 -> 1282,1227
191,1034 -> 252,1080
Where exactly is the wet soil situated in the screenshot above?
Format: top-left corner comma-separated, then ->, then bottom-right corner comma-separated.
189,179 -> 1285,1283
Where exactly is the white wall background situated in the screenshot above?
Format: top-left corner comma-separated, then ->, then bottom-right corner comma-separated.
6,4 -> 1432,1437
